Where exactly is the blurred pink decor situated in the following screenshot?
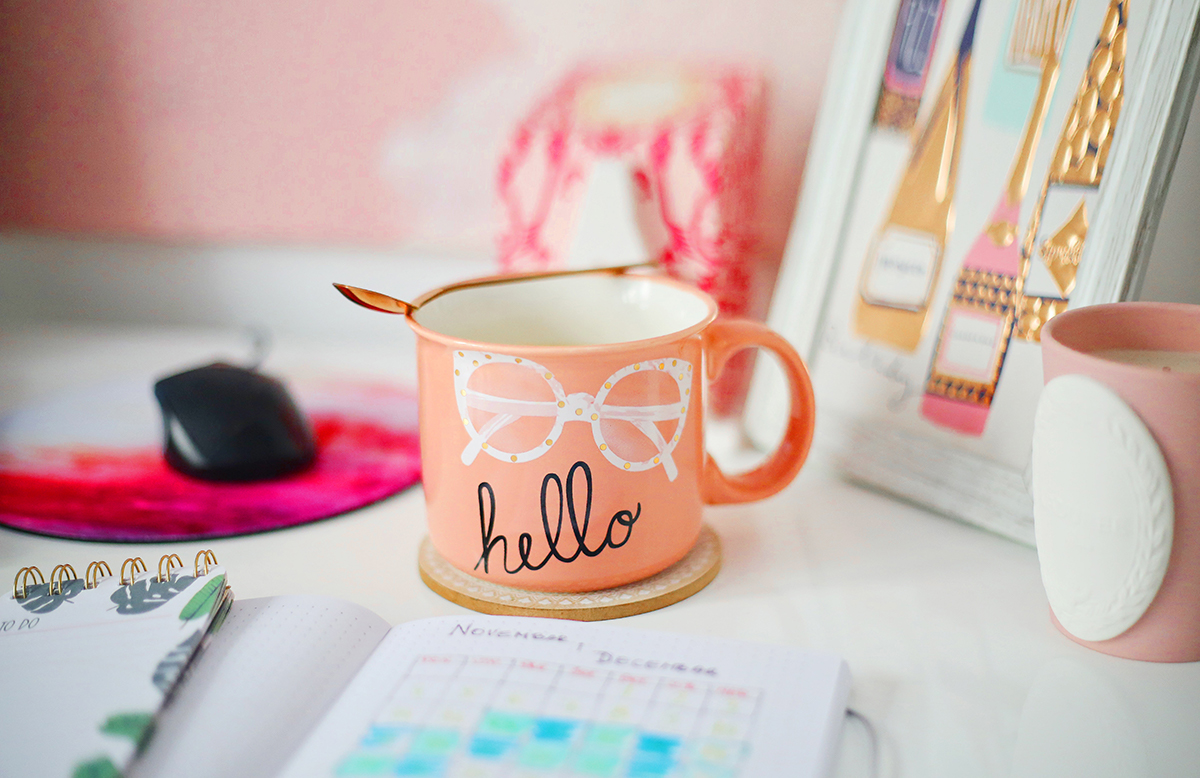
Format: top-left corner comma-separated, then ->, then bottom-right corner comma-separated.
497,66 -> 768,410
497,66 -> 765,309
0,2 -> 841,256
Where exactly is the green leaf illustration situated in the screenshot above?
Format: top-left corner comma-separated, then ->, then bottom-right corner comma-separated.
72,756 -> 122,778
19,580 -> 86,614
110,576 -> 196,614
178,576 -> 224,622
209,589 -> 233,634
101,711 -> 154,744
152,629 -> 203,693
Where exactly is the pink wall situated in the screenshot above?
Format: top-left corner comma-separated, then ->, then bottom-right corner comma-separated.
0,0 -> 843,262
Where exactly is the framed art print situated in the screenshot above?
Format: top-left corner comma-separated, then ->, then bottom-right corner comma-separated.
746,0 -> 1200,543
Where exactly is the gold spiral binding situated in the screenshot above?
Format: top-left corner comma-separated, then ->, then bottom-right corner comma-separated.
157,553 -> 184,582
120,557 -> 148,586
194,550 -> 219,577
12,566 -> 45,599
14,551 -> 221,597
49,564 -> 78,596
85,561 -> 113,589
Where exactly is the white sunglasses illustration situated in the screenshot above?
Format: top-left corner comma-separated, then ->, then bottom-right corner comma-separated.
453,350 -> 693,481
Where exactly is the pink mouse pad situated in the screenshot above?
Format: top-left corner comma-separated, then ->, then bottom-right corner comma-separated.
0,377 -> 421,541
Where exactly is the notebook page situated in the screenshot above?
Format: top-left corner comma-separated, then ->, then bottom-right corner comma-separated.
280,615 -> 851,778
132,595 -> 390,778
0,569 -> 228,778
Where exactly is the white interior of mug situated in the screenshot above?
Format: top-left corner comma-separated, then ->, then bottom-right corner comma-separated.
413,274 -> 713,346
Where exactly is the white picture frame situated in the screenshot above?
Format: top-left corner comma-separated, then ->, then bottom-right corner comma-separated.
746,0 -> 1200,544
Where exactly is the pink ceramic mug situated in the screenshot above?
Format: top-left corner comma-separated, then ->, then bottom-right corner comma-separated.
406,270 -> 815,592
1038,302 -> 1200,662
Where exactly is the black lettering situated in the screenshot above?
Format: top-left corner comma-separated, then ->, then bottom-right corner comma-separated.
475,462 -> 642,574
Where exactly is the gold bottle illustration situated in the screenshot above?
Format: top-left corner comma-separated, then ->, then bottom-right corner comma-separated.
1015,0 -> 1127,342
854,0 -> 981,353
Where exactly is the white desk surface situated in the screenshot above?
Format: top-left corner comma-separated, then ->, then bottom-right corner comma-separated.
2,325 -> 1198,778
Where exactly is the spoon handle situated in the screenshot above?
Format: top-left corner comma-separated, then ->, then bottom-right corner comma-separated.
335,261 -> 656,317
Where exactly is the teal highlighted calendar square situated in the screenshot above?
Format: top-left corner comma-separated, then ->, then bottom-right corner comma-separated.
626,753 -> 675,778
572,749 -> 621,777
335,753 -> 393,776
532,718 -> 576,741
358,725 -> 410,748
468,735 -> 514,759
478,711 -> 531,737
393,753 -> 446,776
411,728 -> 459,755
585,724 -> 633,747
635,734 -> 680,755
518,740 -> 569,769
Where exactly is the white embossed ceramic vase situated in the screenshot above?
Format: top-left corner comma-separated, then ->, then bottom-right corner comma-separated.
1036,302 -> 1200,662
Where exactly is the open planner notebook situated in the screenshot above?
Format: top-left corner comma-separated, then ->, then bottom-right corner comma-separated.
0,555 -> 231,778
131,597 -> 852,778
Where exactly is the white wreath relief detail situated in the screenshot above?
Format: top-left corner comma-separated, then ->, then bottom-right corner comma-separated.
1034,376 -> 1174,642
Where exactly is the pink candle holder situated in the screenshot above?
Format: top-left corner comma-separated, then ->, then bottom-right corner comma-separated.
1037,302 -> 1200,662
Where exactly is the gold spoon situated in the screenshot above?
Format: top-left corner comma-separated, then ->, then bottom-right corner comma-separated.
334,262 -> 656,316
333,283 -> 415,315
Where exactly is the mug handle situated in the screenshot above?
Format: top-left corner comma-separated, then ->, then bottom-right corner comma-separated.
700,319 -> 815,505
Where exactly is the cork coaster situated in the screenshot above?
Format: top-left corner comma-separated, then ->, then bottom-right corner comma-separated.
418,525 -> 721,621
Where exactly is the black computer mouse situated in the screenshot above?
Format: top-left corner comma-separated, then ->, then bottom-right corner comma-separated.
153,363 -> 316,481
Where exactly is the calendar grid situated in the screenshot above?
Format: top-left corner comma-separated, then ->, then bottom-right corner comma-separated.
334,654 -> 760,777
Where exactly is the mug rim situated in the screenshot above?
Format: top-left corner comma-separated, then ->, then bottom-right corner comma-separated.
406,270 -> 719,354
1043,301 -> 1200,383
